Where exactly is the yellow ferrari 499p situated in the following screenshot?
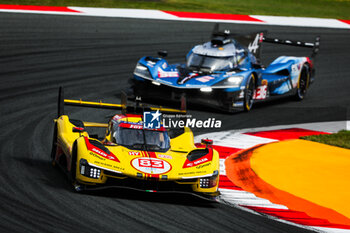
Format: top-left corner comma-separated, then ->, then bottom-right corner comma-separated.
51,88 -> 220,198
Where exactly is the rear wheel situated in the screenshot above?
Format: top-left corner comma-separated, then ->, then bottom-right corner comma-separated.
295,64 -> 310,100
244,74 -> 255,112
50,124 -> 58,167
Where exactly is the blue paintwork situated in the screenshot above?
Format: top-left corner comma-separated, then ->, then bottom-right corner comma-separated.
133,37 -> 310,107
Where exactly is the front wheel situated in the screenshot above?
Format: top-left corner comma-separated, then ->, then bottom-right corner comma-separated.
295,64 -> 310,100
244,74 -> 255,112
70,141 -> 85,193
70,142 -> 78,182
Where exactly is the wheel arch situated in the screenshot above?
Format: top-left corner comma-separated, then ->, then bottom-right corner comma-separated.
294,62 -> 310,100
251,71 -> 258,88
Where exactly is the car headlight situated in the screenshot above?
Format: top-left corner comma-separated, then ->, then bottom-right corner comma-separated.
213,76 -> 244,88
228,76 -> 243,85
135,63 -> 148,71
79,159 -> 101,179
199,170 -> 219,188
134,63 -> 151,80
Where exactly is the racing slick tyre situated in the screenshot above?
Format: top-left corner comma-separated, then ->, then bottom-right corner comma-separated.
70,141 -> 78,182
70,141 -> 85,192
243,74 -> 255,112
50,124 -> 58,167
295,64 -> 310,101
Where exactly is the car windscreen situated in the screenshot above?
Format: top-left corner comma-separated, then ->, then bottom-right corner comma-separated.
187,53 -> 235,72
113,127 -> 170,151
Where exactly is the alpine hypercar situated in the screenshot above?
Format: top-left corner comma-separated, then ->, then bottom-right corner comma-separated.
131,24 -> 320,112
51,88 -> 220,198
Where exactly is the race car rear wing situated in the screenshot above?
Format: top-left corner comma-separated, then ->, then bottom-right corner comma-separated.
262,36 -> 320,58
211,23 -> 320,58
57,87 -> 186,118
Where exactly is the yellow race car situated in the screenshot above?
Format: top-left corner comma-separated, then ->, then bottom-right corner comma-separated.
51,88 -> 220,198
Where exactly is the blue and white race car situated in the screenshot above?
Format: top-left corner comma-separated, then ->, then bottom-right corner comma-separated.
131,25 -> 320,112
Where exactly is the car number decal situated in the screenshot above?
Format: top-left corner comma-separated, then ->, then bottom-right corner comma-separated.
131,158 -> 172,174
253,85 -> 267,100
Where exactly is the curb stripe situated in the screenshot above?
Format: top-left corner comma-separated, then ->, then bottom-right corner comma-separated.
0,4 -> 81,12
194,132 -> 277,149
162,11 -> 263,22
243,206 -> 350,229
339,19 -> 350,25
201,127 -> 349,232
244,128 -> 330,140
0,4 -> 348,29
225,146 -> 350,228
219,175 -> 243,190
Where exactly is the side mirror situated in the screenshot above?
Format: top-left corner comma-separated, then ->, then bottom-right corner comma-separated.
158,50 -> 168,58
252,63 -> 263,69
201,138 -> 213,146
73,127 -> 85,133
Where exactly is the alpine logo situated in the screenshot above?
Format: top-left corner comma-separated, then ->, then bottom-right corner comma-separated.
248,33 -> 262,53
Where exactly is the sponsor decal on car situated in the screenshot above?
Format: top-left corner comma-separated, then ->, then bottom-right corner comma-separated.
85,137 -> 120,162
196,163 -> 211,169
195,76 -> 214,83
158,67 -> 179,78
119,122 -> 143,129
90,152 -> 106,160
93,160 -> 125,171
158,154 -> 172,159
129,151 -> 141,156
183,150 -> 213,168
178,171 -> 207,176
131,157 -> 172,175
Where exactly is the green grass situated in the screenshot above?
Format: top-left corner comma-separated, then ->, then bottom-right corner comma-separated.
301,130 -> 350,149
0,0 -> 349,19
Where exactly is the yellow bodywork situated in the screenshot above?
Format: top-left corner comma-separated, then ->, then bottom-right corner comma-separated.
54,115 -> 220,196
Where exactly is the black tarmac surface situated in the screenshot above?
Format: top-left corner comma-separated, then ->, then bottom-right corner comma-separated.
0,12 -> 349,233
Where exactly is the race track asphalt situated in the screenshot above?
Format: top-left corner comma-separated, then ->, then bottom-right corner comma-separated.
0,12 -> 349,233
